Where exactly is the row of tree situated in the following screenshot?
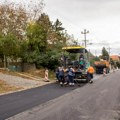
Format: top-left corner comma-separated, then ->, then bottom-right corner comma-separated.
0,1 -> 74,70
0,1 -> 118,70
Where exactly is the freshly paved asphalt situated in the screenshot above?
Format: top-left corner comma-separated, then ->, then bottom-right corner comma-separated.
6,70 -> 120,120
0,80 -> 86,120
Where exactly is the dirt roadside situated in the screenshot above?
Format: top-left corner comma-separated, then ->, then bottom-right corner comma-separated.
0,71 -> 55,96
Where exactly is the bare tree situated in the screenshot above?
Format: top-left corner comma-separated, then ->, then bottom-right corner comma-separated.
0,2 -> 28,40
27,0 -> 45,21
0,0 -> 44,40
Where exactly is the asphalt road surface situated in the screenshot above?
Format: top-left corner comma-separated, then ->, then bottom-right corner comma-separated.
1,71 -> 120,120
0,79 -> 85,120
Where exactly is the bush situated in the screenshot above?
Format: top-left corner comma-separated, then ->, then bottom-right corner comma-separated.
35,50 -> 61,70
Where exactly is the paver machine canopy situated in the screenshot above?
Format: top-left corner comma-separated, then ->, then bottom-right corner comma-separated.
62,46 -> 89,69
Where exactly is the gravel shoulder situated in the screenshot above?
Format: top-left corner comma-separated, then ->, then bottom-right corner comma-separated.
0,69 -> 116,95
0,72 -> 54,95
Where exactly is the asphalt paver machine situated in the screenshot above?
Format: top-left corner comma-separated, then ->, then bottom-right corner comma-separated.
61,46 -> 90,82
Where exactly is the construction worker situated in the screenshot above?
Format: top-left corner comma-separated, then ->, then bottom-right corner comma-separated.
58,66 -> 65,86
87,65 -> 95,83
67,66 -> 75,86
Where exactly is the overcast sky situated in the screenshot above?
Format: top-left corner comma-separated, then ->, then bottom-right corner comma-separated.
44,0 -> 120,55
1,0 -> 120,55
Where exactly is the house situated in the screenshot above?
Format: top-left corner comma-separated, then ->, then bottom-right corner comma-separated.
110,55 -> 120,62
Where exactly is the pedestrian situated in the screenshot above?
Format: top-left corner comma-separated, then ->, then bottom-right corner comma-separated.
87,65 -> 95,83
44,69 -> 49,82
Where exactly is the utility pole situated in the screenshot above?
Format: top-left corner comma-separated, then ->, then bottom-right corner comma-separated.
81,29 -> 89,68
107,47 -> 111,70
81,29 -> 89,48
107,47 -> 111,61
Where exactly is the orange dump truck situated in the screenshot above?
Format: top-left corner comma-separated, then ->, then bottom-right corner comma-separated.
94,60 -> 110,74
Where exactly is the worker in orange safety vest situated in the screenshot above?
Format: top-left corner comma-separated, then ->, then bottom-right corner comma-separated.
87,66 -> 95,83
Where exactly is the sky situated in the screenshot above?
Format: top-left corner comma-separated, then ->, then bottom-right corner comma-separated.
1,0 -> 120,55
44,0 -> 120,55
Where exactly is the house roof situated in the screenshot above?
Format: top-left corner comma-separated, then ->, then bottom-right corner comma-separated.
110,55 -> 120,61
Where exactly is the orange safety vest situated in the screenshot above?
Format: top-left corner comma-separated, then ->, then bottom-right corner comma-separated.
87,66 -> 95,74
